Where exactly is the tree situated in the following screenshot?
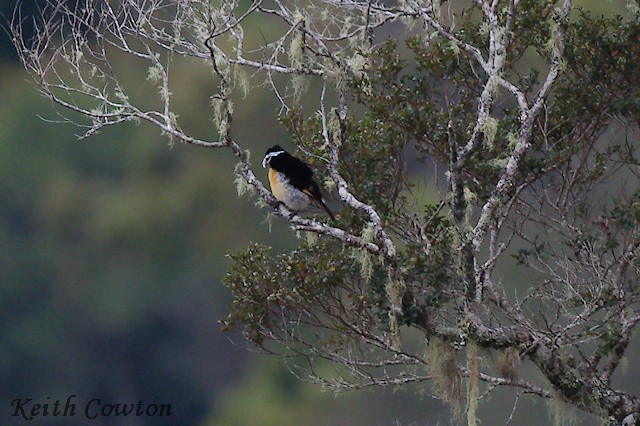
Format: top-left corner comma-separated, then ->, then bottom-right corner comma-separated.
10,0 -> 640,423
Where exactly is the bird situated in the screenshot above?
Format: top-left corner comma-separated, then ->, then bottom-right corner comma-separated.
262,145 -> 336,220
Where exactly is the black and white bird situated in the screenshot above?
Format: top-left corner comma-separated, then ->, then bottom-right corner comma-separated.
262,145 -> 335,220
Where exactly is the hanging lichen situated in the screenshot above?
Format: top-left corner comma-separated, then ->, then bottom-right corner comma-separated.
211,95 -> 225,136
425,337 -> 463,420
328,109 -> 343,147
466,340 -> 479,426
146,63 -> 162,83
547,390 -> 579,426
482,116 -> 498,150
498,347 -> 520,380
353,222 -> 376,282
234,66 -> 250,98
234,157 -> 255,198
289,30 -> 304,68
463,187 -> 477,225
305,231 -> 318,246
385,268 -> 405,347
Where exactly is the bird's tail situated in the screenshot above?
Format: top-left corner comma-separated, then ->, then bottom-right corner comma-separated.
318,199 -> 336,221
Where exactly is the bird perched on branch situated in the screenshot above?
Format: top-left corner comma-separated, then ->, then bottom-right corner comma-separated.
262,145 -> 335,220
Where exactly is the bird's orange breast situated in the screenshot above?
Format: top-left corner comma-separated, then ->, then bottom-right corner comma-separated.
268,167 -> 286,202
268,167 -> 311,211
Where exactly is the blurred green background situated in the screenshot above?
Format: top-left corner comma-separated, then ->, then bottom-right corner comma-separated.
0,0 -> 636,425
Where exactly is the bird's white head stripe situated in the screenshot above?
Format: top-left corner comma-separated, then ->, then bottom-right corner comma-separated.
262,150 -> 285,168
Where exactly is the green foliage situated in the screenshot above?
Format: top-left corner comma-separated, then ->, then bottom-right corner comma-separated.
596,322 -> 624,357
221,243 -> 336,342
346,11 -> 640,209
513,236 -> 545,266
565,11 -> 640,118
398,208 -> 454,324
281,108 -> 408,219
222,205 -> 455,346
221,240 -> 381,347
222,237 -> 442,344
609,189 -> 640,231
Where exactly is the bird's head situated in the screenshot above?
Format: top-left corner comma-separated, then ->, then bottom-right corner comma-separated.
262,145 -> 286,168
